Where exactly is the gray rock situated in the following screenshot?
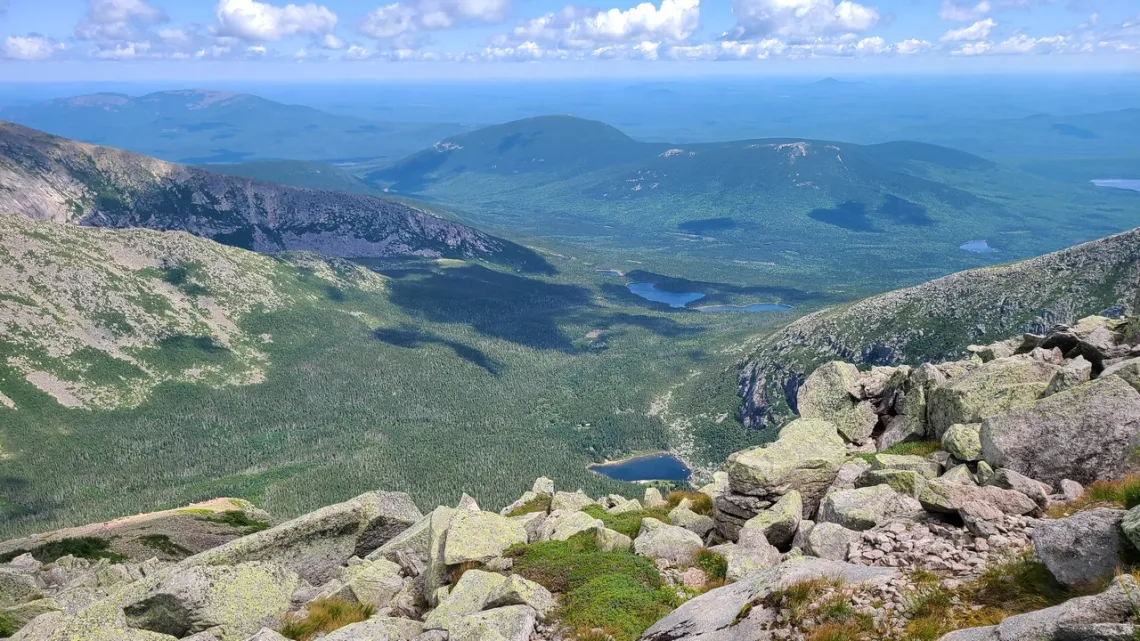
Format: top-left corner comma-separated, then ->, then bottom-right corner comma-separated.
450,605 -> 536,641
717,540 -> 782,582
818,485 -> 922,531
980,376 -> 1140,486
919,478 -> 1038,516
537,510 -> 602,542
550,491 -> 594,512
123,562 -> 300,641
634,518 -> 704,565
531,477 -> 554,496
424,570 -> 507,631
182,491 -> 422,585
940,464 -> 977,486
871,454 -> 941,479
856,469 -> 926,498
942,423 -> 983,462
669,505 -> 715,539
797,362 -> 878,444
724,418 -> 847,511
1033,509 -> 1126,587
639,558 -> 897,641
737,491 -> 801,549
959,500 -> 1005,537
1046,356 -> 1093,396
928,356 -> 1060,438
242,629 -> 289,641
1118,505 -> 1140,553
991,575 -> 1138,640
1055,622 -> 1138,641
321,617 -> 423,641
644,487 -> 668,509
342,558 -> 405,609
1061,479 -> 1084,502
936,627 -> 998,641
987,468 -> 1051,509
0,569 -> 40,607
805,523 -> 858,561
443,511 -> 527,565
791,520 -> 815,551
484,575 -> 555,621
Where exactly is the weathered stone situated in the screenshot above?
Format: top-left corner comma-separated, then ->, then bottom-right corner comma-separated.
725,418 -> 847,509
450,605 -> 536,641
798,362 -> 879,444
1055,622 -> 1138,641
643,487 -> 667,509
123,562 -> 300,641
941,464 -> 977,485
856,469 -> 925,498
968,339 -> 1021,363
791,520 -> 815,550
942,423 -> 983,462
981,376 -> 1140,485
1046,356 -> 1093,396
634,518 -> 704,565
549,491 -> 594,512
531,477 -> 554,496
424,570 -> 508,631
876,414 -> 926,452
669,505 -> 715,539
0,599 -> 62,632
607,498 -> 643,515
818,486 -> 922,531
1061,479 -> 1084,502
1033,509 -> 1126,587
871,454 -> 941,479
1119,505 -> 1140,552
596,527 -> 633,552
241,629 -> 289,641
321,617 -> 423,641
343,558 -> 404,609
918,478 -> 1038,515
928,356 -> 1060,438
936,628 -> 998,641
537,510 -> 602,542
712,540 -> 781,582
805,523 -> 858,561
989,574 -> 1138,641
738,491 -> 801,549
182,491 -> 422,585
456,494 -> 480,512
987,468 -> 1051,509
484,575 -> 555,621
443,511 -> 527,565
1105,358 -> 1140,394
510,511 -> 546,544
0,569 -> 40,607
975,460 -> 995,485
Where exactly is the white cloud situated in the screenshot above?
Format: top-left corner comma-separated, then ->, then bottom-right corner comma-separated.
506,0 -> 699,49
3,34 -> 65,60
950,40 -> 990,54
75,0 -> 167,41
727,0 -> 879,41
940,18 -> 995,41
940,0 -> 1056,21
215,0 -> 338,41
895,38 -> 932,54
361,0 -> 511,39
321,33 -> 346,49
91,40 -> 152,59
990,33 -> 1066,53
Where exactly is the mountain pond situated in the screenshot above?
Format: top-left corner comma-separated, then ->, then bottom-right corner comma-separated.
960,240 -> 997,253
589,452 -> 692,482
626,282 -> 790,312
1092,179 -> 1140,193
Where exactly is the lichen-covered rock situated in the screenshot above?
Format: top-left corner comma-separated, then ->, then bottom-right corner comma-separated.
423,570 -> 508,631
818,485 -> 921,531
484,575 -> 554,621
0,599 -> 62,632
1033,508 -> 1126,588
1105,358 -> 1140,394
241,629 -> 289,641
536,510 -> 603,542
510,512 -> 546,543
607,498 -> 643,515
942,423 -> 983,462
343,558 -> 404,610
981,376 -> 1140,486
1046,356 -> 1093,396
975,460 -> 995,485
182,491 -> 422,585
123,562 -> 299,641
798,362 -> 878,444
940,464 -> 978,486
549,491 -> 594,512
0,569 -> 40,607
738,491 -> 801,549
450,605 -> 536,641
443,511 -> 527,565
668,505 -> 715,539
928,356 -> 1060,438
855,469 -> 926,498
918,478 -> 1038,515
633,518 -> 704,565
725,418 -> 847,508
871,454 -> 942,479
987,468 -> 1051,509
321,617 -> 423,641
643,488 -> 667,509
596,527 -> 633,552
805,523 -> 858,561
1119,505 -> 1140,552
710,540 -> 781,582
531,477 -> 554,496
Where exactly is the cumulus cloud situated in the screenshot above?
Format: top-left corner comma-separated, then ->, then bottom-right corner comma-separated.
3,34 -> 65,60
940,18 -> 995,41
505,0 -> 698,49
75,0 -> 167,41
215,0 -> 338,41
895,37 -> 932,54
940,0 -> 1056,21
726,0 -> 880,41
950,33 -> 1068,55
361,0 -> 512,39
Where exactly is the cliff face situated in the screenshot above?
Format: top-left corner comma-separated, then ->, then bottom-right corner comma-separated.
738,227 -> 1140,428
0,121 -> 516,261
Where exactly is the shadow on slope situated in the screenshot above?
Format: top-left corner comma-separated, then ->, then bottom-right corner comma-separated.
374,326 -> 503,375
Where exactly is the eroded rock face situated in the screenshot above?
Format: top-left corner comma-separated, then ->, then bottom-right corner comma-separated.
634,519 -> 704,565
798,362 -> 878,444
928,357 -> 1060,438
1033,509 -> 1126,588
981,376 -> 1140,486
818,486 -> 922,532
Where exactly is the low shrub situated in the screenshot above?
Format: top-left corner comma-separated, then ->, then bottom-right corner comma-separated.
560,574 -> 678,641
137,534 -> 192,558
199,510 -> 270,532
581,504 -> 672,539
0,536 -> 125,564
504,494 -> 552,517
279,597 -> 373,641
764,577 -> 848,626
0,613 -> 15,637
666,491 -> 714,516
1051,475 -> 1140,518
511,534 -> 662,594
694,549 -> 727,581
855,441 -> 942,462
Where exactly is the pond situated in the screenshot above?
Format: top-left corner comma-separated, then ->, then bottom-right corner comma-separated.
960,240 -> 997,253
627,283 -> 705,308
1092,179 -> 1140,193
698,303 -> 792,313
589,453 -> 692,482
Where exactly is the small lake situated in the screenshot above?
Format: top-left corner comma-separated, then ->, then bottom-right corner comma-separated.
598,269 -> 624,276
698,303 -> 792,313
627,283 -> 705,308
589,453 -> 692,482
1092,179 -> 1140,193
960,240 -> 997,253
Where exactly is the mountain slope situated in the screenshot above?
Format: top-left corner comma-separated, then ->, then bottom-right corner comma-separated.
197,160 -> 384,195
0,89 -> 471,164
738,226 -> 1140,428
0,121 -> 547,269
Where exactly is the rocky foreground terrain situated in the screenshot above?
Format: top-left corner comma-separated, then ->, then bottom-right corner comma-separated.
5,313 -> 1140,641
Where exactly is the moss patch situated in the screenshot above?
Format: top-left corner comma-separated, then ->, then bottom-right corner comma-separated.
199,510 -> 270,533
0,536 -> 125,564
137,534 -> 192,558
504,494 -> 551,517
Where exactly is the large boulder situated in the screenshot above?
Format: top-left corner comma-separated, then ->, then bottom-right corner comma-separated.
724,418 -> 847,510
182,492 -> 422,585
928,357 -> 1060,438
918,478 -> 1038,516
818,485 -> 922,531
1046,356 -> 1093,396
1122,505 -> 1140,551
871,454 -> 941,479
633,518 -> 704,565
639,558 -> 897,641
805,523 -> 859,561
737,491 -> 801,549
536,510 -> 603,542
877,363 -> 945,450
987,468 -> 1051,509
980,376 -> 1140,486
668,505 -> 715,539
423,570 -> 507,631
0,569 -> 40,607
710,540 -> 782,582
550,491 -> 594,512
484,575 -> 555,621
1033,508 -> 1127,588
449,605 -> 536,641
443,511 -> 527,565
855,469 -> 925,498
122,562 -> 299,641
320,617 -> 423,641
798,362 -> 878,444
942,423 -> 983,462
342,558 -> 405,610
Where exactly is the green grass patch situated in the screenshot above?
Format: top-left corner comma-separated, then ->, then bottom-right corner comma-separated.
280,597 -> 372,641
136,534 -> 192,558
561,573 -> 679,641
509,533 -> 663,594
504,494 -> 551,517
0,612 -> 15,637
666,490 -> 714,516
581,504 -> 672,539
199,510 -> 270,533
0,536 -> 125,564
694,548 -> 727,581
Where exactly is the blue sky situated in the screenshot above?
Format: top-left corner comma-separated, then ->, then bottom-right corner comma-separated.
0,0 -> 1137,79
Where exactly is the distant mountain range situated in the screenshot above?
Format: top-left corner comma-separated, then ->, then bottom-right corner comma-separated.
0,89 -> 473,165
0,121 -> 544,269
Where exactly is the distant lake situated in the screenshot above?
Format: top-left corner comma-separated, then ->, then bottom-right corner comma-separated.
698,303 -> 792,313
589,453 -> 692,482
598,269 -> 623,276
627,283 -> 705,308
1092,179 -> 1140,193
960,240 -> 997,253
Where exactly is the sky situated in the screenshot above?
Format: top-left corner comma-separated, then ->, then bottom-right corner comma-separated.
0,0 -> 1137,79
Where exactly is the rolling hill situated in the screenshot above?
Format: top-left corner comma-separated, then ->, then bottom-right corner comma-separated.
737,226 -> 1140,428
0,89 -> 472,165
0,121 -> 547,269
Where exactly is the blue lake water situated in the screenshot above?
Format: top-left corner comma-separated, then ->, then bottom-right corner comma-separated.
1092,179 -> 1140,193
589,453 -> 692,482
699,303 -> 792,313
960,240 -> 997,253
627,283 -> 705,308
